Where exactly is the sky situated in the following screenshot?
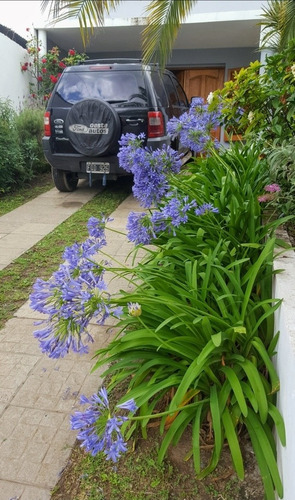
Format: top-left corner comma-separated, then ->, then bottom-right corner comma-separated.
0,1 -> 46,38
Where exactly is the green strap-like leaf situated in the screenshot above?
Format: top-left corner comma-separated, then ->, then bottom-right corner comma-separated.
268,402 -> 286,446
251,337 -> 280,394
158,408 -> 194,464
245,408 -> 283,498
221,407 -> 244,480
221,366 -> 248,417
238,359 -> 269,424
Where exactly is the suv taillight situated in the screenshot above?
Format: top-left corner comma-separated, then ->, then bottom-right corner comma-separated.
44,111 -> 51,137
148,111 -> 164,138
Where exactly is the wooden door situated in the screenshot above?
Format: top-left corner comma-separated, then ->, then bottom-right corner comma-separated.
182,68 -> 225,103
174,68 -> 225,140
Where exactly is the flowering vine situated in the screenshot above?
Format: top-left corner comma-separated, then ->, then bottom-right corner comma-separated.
21,29 -> 87,105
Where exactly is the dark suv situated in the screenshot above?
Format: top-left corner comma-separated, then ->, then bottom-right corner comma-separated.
42,59 -> 189,192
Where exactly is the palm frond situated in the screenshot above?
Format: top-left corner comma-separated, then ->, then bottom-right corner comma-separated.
142,0 -> 197,69
259,0 -> 295,51
41,0 -> 121,46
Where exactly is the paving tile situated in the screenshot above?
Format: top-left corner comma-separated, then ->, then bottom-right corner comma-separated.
0,479 -> 24,499
35,462 -> 65,489
21,485 -> 51,500
0,457 -> 22,482
21,439 -> 50,463
0,233 -> 43,250
0,438 -> 28,459
12,222 -> 62,235
16,460 -> 41,483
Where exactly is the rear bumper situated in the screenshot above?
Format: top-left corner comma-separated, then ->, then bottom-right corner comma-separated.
43,137 -> 125,175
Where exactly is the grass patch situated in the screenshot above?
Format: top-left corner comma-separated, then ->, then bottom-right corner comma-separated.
0,170 -> 53,216
0,177 -> 132,329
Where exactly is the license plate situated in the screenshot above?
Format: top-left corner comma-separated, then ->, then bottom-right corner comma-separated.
86,162 -> 110,174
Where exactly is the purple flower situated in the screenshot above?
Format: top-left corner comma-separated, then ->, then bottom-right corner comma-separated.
71,388 -> 137,462
264,184 -> 280,193
87,216 -> 111,239
195,203 -> 219,216
126,212 -> 154,245
30,216 -> 119,358
118,135 -> 182,208
117,399 -> 138,413
167,98 -> 222,154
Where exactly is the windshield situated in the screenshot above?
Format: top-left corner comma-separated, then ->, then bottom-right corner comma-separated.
56,71 -> 147,105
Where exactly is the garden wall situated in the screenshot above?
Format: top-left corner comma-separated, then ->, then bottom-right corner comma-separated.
0,31 -> 31,111
273,235 -> 295,500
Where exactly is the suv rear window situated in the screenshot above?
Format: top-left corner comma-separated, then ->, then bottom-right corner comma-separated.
55,70 -> 147,105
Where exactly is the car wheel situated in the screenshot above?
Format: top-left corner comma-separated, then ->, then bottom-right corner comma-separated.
65,98 -> 121,156
52,168 -> 78,192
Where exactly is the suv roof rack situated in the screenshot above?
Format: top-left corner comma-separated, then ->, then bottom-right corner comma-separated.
78,58 -> 144,65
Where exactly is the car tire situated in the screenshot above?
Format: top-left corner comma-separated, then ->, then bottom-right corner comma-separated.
52,168 -> 78,192
65,98 -> 121,156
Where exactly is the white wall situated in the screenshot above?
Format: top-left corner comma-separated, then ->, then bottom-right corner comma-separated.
0,33 -> 32,111
273,234 -> 295,500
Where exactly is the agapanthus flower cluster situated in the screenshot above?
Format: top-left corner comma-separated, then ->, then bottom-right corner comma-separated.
126,194 -> 219,245
30,216 -> 122,358
167,97 -> 222,154
71,387 -> 138,462
118,133 -> 182,208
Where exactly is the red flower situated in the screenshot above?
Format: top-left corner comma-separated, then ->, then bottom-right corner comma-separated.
57,73 -> 62,78
42,58 -> 47,64
50,75 -> 58,84
59,61 -> 66,68
52,59 -> 57,64
37,47 -> 41,52
68,49 -> 75,56
37,76 -> 43,82
26,27 -> 30,32
21,65 -> 28,71
31,93 -> 36,98
41,67 -> 47,74
24,62 -> 29,67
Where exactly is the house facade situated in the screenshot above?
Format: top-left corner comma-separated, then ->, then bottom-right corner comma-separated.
36,0 -> 268,106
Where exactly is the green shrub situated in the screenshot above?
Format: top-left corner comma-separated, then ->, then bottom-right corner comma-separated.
0,99 -> 26,194
15,107 -> 49,175
267,137 -> 295,217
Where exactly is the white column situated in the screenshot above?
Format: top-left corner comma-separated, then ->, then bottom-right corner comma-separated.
36,29 -> 47,56
259,26 -> 275,74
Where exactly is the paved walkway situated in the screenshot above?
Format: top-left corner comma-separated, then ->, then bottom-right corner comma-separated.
0,179 -> 104,270
0,181 -> 142,500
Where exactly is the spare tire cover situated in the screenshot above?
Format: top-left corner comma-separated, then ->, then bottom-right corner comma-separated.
65,99 -> 121,156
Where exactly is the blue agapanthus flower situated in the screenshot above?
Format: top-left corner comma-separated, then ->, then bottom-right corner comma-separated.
30,216 -> 121,358
118,134 -> 182,208
126,211 -> 155,245
167,97 -> 222,154
71,387 -> 138,462
195,203 -> 219,216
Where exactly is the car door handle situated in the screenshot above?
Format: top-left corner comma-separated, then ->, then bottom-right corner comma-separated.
126,118 -> 144,123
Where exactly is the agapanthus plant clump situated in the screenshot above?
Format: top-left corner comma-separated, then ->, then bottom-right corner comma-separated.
30,216 -> 122,358
118,130 -> 219,245
30,101 -> 290,499
71,387 -> 137,462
